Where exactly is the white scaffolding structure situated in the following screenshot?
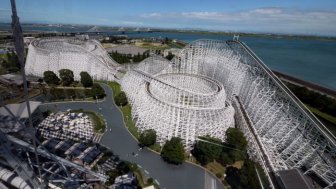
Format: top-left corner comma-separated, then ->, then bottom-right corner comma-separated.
21,36 -> 336,187
227,40 -> 336,188
25,37 -> 119,81
121,40 -> 336,187
121,55 -> 235,149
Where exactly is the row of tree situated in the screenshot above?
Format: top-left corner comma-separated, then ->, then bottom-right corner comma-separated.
43,70 -> 105,99
286,83 -> 336,117
110,51 -> 149,64
137,128 -> 249,166
136,128 -> 262,188
165,52 -> 175,61
138,129 -> 185,165
43,70 -> 93,87
192,128 -> 248,166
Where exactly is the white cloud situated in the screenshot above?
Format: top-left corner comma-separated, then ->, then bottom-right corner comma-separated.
137,7 -> 336,35
141,12 -> 162,18
251,8 -> 283,14
121,21 -> 143,26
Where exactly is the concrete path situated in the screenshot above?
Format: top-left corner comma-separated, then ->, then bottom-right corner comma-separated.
39,83 -> 224,189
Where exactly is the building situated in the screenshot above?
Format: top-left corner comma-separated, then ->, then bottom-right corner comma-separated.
111,173 -> 137,189
163,48 -> 180,57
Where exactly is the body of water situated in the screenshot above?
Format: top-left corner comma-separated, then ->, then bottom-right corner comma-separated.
124,32 -> 336,90
1,23 -> 335,90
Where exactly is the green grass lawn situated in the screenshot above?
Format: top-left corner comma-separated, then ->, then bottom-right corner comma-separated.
108,81 -> 140,139
138,43 -> 170,50
149,143 -> 162,153
167,41 -> 185,49
304,104 -> 336,124
304,104 -> 336,136
108,81 -> 122,98
121,104 -> 139,139
206,161 -> 226,177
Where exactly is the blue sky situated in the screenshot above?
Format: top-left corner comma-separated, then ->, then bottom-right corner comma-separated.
1,0 -> 336,36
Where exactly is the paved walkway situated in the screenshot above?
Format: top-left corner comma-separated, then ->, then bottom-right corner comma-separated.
39,83 -> 224,189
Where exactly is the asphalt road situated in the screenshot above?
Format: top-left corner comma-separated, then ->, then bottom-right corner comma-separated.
39,83 -> 224,189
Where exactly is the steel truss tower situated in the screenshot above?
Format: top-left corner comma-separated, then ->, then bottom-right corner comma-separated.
0,1 -> 107,188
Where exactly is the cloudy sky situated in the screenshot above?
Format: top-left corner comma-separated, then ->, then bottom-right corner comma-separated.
1,0 -> 336,36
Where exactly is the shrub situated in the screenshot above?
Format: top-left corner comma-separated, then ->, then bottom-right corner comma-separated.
192,136 -> 223,165
91,83 -> 106,99
139,129 -> 157,147
161,137 -> 185,164
80,71 -> 93,87
114,91 -> 128,106
59,69 -> 74,86
43,71 -> 60,85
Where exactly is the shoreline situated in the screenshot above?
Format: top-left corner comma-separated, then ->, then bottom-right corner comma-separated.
272,70 -> 336,99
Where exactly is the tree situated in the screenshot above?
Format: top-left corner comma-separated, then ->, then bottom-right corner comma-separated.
225,160 -> 262,189
226,128 -> 247,149
59,69 -> 74,86
80,71 -> 93,87
223,128 -> 248,162
192,136 -> 223,165
91,83 -> 106,99
43,71 -> 60,85
4,52 -> 20,72
219,152 -> 234,166
139,129 -> 157,147
161,137 -> 185,164
114,91 -> 128,106
165,52 -> 174,60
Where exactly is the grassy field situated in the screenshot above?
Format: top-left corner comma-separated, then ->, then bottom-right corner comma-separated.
167,41 -> 185,49
149,143 -> 162,153
206,161 -> 226,177
108,81 -> 140,139
71,109 -> 106,133
121,104 -> 139,138
108,81 -> 122,98
136,42 -> 170,50
304,104 -> 336,135
304,104 -> 336,124
205,161 -> 231,187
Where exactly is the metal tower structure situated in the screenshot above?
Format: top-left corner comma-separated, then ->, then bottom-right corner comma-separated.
0,1 -> 107,188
